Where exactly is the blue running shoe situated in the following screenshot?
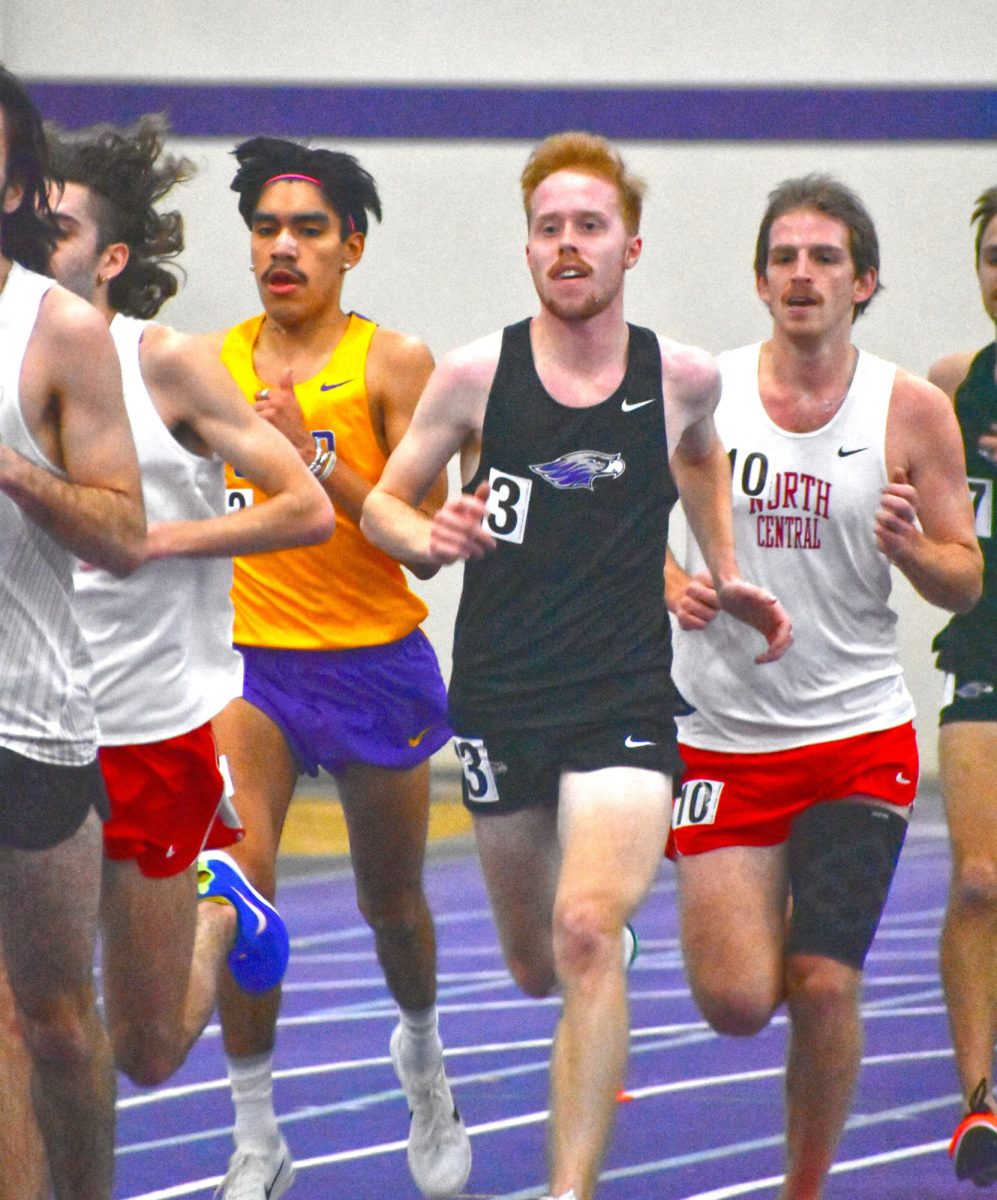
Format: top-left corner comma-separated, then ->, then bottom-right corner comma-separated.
197,851 -> 290,994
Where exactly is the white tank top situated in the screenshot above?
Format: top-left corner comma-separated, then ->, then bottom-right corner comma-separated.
73,315 -> 242,745
0,263 -> 97,764
673,342 -> 915,752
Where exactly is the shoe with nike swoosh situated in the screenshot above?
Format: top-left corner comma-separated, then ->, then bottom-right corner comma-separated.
391,1023 -> 472,1199
214,1137 -> 295,1199
198,850 -> 290,994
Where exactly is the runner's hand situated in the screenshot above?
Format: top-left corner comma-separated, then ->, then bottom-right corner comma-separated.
673,570 -> 721,631
428,481 -> 496,565
717,579 -> 793,664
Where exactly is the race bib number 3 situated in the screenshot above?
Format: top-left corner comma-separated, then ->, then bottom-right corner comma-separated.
485,468 -> 533,544
672,779 -> 724,829
454,737 -> 500,804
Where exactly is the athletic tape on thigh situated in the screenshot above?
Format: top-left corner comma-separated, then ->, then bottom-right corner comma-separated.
786,800 -> 907,970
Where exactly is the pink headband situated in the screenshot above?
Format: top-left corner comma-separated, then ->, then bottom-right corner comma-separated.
261,174 -> 357,232
263,172 -> 322,187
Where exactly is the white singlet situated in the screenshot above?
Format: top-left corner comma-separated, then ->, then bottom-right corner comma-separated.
673,342 -> 915,753
0,263 -> 97,765
74,315 -> 243,745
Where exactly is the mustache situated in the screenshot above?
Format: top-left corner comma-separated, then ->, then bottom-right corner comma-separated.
262,265 -> 307,284
548,255 -> 590,278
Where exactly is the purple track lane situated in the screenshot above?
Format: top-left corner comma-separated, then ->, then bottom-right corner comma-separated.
113,796 -> 964,1200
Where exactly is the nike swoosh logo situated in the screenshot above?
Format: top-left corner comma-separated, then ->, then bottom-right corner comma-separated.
236,889 -> 268,936
896,772 -> 911,785
621,398 -> 656,413
407,726 -> 435,748
266,1158 -> 288,1198
320,379 -> 353,391
624,735 -> 656,748
837,446 -> 868,457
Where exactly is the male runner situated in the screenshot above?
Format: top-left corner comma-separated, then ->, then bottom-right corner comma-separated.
0,112 -> 335,1200
362,130 -> 791,1200
48,116 -> 333,1083
929,184 -> 997,1187
667,174 -> 982,1199
209,136 -> 468,1200
0,64 -> 145,1200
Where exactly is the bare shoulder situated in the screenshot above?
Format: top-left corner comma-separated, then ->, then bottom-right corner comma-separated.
887,368 -> 965,471
135,320 -> 179,370
426,330 -> 503,396
36,283 -> 112,354
138,324 -> 216,388
28,287 -> 119,414
136,325 -> 250,441
369,325 -> 435,375
657,334 -> 721,413
927,350 -> 976,401
891,367 -> 955,421
367,327 -> 435,416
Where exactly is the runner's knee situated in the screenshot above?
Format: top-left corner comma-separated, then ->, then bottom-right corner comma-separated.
950,851 -> 997,913
112,1020 -> 181,1087
507,952 -> 558,998
494,910 -> 558,998
689,974 -> 779,1037
785,954 -> 860,1022
18,992 -> 99,1072
552,895 -> 622,982
355,880 -> 428,942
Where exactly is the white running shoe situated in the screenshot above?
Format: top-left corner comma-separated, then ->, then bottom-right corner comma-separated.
390,1023 -> 472,1199
214,1139 -> 295,1199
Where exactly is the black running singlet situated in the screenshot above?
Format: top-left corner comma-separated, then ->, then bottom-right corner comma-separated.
933,342 -> 997,675
448,319 -> 681,730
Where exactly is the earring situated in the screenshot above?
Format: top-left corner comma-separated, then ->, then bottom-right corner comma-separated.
96,273 -> 106,286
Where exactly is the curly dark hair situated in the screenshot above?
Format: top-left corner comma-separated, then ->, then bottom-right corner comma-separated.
230,136 -> 381,239
46,114 -> 194,319
0,64 -> 59,273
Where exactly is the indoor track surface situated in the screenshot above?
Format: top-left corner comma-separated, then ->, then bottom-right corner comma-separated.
114,796 -> 968,1199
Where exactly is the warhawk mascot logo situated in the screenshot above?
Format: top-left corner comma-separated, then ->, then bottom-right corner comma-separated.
530,450 -> 626,491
